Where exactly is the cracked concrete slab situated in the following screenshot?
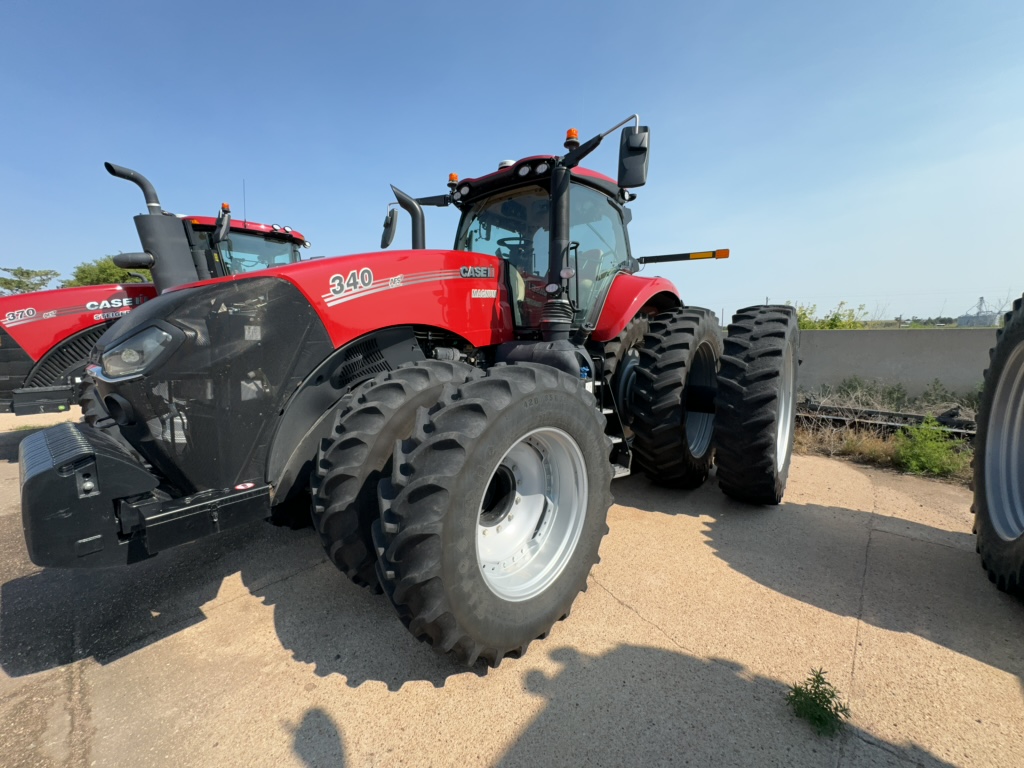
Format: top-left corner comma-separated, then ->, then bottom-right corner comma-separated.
2,428 -> 1021,767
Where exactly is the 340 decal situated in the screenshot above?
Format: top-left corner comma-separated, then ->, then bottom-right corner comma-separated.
4,308 -> 36,323
329,268 -> 374,296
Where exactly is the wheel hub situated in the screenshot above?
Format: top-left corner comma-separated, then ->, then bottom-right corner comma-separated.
476,428 -> 588,602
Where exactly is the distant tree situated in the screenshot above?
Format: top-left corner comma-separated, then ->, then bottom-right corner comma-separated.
788,301 -> 867,330
61,256 -> 144,288
0,266 -> 60,295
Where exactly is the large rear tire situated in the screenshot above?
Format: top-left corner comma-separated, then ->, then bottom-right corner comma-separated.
312,360 -> 480,591
714,305 -> 799,505
631,307 -> 723,488
373,363 -> 612,666
973,295 -> 1024,593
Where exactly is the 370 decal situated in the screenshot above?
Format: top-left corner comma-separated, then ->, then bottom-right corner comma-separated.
329,268 -> 374,296
4,308 -> 35,323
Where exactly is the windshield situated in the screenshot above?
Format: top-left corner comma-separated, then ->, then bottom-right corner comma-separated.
455,182 -> 630,329
192,230 -> 301,275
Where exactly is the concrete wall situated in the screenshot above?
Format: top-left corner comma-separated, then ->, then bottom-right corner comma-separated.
797,329 -> 997,397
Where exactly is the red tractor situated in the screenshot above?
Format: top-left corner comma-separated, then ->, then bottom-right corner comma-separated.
19,117 -> 799,667
0,163 -> 309,415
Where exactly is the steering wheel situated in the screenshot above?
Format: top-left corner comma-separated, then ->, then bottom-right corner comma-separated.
497,237 -> 528,250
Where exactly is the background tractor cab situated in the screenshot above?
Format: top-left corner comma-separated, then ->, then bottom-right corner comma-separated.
0,164 -> 310,415
103,163 -> 310,289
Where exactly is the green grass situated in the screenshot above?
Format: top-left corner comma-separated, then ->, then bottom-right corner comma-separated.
787,669 -> 851,736
892,416 -> 971,478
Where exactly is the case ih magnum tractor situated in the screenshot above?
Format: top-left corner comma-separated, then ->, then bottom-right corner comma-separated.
973,294 -> 1024,592
20,117 -> 799,667
0,162 -> 308,415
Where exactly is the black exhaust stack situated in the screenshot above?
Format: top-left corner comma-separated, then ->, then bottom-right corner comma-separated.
105,162 -> 200,293
391,185 -> 426,249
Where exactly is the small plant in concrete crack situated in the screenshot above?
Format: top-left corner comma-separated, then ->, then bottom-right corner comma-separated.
787,668 -> 851,736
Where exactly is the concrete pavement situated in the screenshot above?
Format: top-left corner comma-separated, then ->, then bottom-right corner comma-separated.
1,419 -> 1021,767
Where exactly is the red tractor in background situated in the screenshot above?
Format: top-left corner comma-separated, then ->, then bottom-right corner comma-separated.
0,162 -> 309,415
19,116 -> 799,668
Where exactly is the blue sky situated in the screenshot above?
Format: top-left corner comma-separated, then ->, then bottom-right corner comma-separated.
1,0 -> 1021,320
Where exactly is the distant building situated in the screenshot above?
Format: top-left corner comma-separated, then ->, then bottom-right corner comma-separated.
958,312 -> 1000,327
958,297 -> 1000,327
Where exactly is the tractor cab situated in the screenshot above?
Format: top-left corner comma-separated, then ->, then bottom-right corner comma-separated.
385,116 -> 651,344
185,208 -> 306,278
453,173 -> 634,334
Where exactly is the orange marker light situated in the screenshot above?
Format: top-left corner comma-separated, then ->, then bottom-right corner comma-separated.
715,249 -> 730,259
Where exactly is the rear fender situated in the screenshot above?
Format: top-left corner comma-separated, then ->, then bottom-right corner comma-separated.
266,326 -> 427,503
591,274 -> 681,342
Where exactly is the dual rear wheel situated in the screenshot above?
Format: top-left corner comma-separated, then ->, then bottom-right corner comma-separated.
609,304 -> 800,504
313,361 -> 612,666
312,304 -> 801,666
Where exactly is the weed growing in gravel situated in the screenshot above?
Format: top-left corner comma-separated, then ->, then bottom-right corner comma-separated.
787,668 -> 850,736
893,417 -> 971,478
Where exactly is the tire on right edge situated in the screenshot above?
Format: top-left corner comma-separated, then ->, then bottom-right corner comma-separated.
973,294 -> 1024,593
714,304 -> 799,505
373,363 -> 612,667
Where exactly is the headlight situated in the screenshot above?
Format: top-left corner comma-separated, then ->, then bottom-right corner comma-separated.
101,326 -> 175,379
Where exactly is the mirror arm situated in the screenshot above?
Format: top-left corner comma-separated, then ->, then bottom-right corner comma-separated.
415,194 -> 451,207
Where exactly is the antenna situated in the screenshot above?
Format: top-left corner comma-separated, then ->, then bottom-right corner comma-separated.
242,179 -> 247,226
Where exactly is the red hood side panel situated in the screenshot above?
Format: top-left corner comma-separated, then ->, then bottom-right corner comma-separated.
0,284 -> 157,361
250,250 -> 514,349
592,274 -> 682,343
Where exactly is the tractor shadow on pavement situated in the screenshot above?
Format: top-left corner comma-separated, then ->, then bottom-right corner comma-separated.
612,470 -> 1024,682
287,644 -> 957,768
0,511 -> 480,689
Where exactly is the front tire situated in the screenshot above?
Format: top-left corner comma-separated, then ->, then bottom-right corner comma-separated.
312,360 -> 480,591
714,305 -> 799,505
373,363 -> 612,666
974,295 -> 1024,593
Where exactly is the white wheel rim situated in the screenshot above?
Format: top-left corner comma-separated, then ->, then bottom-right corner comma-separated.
475,427 -> 588,601
776,344 -> 795,472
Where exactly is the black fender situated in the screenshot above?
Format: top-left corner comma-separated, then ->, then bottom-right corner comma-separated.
266,326 -> 425,505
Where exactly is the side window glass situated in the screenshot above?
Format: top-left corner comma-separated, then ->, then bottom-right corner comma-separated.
568,185 -> 628,318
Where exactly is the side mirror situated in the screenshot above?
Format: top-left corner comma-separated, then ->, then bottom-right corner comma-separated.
617,125 -> 650,188
381,207 -> 398,249
212,208 -> 232,245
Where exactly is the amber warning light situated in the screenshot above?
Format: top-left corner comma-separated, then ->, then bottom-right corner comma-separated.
564,128 -> 580,150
